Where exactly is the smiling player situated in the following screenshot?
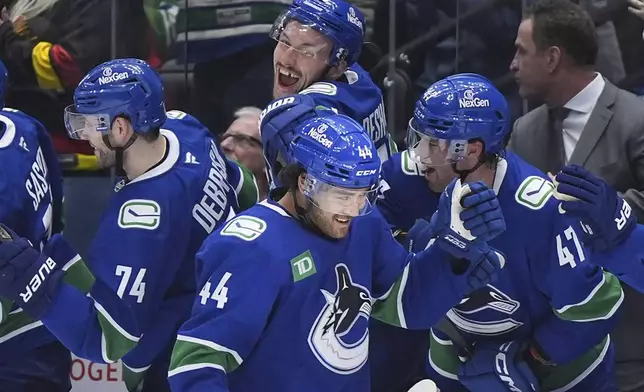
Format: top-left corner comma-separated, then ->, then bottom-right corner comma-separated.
270,0 -> 395,162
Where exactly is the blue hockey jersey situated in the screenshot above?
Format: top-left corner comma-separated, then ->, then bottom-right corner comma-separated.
588,223 -> 644,294
299,64 -> 395,162
0,108 -> 65,360
375,151 -> 624,391
168,193 -> 486,392
35,111 -> 250,381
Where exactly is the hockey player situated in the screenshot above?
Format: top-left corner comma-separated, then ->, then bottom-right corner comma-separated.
167,111 -> 508,392
0,60 -> 67,391
550,165 -> 644,292
270,0 -> 395,162
0,58 -> 257,392
375,73 -> 624,391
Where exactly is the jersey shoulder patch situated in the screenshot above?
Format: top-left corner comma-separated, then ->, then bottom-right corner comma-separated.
118,199 -> 162,230
300,81 -> 338,96
400,150 -> 424,176
514,175 -> 554,210
220,215 -> 267,242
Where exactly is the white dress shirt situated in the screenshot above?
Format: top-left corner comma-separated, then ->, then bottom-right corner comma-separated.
561,73 -> 605,161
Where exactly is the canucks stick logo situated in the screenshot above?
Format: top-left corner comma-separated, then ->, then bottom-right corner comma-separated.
308,263 -> 372,375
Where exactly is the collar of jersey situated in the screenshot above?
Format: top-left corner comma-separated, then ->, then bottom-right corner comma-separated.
491,157 -> 508,195
260,188 -> 292,218
127,129 -> 180,186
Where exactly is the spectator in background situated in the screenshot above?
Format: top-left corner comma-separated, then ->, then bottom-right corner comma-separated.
170,0 -> 286,135
0,0 -> 150,154
628,0 -> 644,23
220,107 -> 268,201
508,1 -> 644,390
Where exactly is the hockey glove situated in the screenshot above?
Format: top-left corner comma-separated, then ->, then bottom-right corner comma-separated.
400,218 -> 434,253
429,179 -> 506,297
553,165 -> 636,252
0,225 -> 70,319
459,340 -> 539,392
259,94 -> 332,186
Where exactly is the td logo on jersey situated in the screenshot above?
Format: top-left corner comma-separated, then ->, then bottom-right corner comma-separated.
308,264 -> 371,375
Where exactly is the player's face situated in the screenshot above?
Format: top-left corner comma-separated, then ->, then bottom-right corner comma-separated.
510,18 -> 551,101
306,184 -> 371,239
84,118 -> 133,169
423,159 -> 459,193
273,20 -> 332,98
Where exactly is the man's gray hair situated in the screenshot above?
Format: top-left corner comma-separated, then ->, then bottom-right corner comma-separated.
234,106 -> 262,119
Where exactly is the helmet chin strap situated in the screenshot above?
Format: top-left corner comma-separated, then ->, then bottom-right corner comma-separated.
451,158 -> 485,182
451,155 -> 499,184
102,133 -> 138,178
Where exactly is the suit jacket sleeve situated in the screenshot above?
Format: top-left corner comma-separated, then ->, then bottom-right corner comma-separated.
622,114 -> 644,223
508,117 -> 522,152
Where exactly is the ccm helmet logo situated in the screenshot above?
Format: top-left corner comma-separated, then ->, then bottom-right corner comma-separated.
259,96 -> 296,124
356,169 -> 377,176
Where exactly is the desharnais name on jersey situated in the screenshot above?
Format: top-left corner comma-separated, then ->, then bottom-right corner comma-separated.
299,64 -> 396,163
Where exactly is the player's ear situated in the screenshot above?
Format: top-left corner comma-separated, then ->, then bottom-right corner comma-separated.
112,117 -> 131,144
327,60 -> 348,80
467,140 -> 485,161
297,173 -> 307,193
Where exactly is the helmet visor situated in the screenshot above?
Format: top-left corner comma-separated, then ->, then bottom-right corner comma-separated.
303,173 -> 377,217
270,10 -> 334,65
406,117 -> 467,167
64,105 -> 111,140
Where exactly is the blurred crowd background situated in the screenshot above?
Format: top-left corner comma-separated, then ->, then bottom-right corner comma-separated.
15,0 -> 637,256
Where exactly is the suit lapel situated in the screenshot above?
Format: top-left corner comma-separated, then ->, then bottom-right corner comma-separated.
568,80 -> 617,166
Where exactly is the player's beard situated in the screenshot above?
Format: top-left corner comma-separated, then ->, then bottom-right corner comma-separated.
307,203 -> 352,239
95,147 -> 116,169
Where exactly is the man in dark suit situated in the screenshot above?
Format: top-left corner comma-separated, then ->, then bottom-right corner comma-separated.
508,0 -> 644,390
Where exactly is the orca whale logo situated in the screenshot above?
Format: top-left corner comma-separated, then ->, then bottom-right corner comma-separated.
308,263 -> 372,375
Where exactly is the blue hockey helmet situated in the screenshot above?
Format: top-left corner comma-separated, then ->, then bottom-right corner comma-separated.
64,58 -> 166,141
269,0 -> 365,66
289,113 -> 380,217
260,94 -> 335,188
0,60 -> 7,108
406,73 -> 509,167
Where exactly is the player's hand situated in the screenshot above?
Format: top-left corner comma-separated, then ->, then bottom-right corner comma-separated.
433,179 -> 505,243
399,218 -> 433,253
428,179 -> 506,296
628,0 -> 644,20
459,340 -> 539,392
552,165 -> 636,252
429,178 -> 506,255
0,226 -> 73,319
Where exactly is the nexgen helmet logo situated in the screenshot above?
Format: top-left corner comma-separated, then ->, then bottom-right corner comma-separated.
459,89 -> 490,108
